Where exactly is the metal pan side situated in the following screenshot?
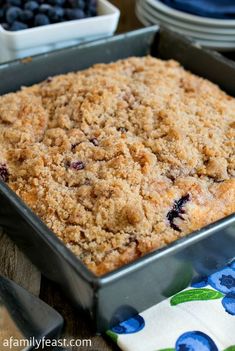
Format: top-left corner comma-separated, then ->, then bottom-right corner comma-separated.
0,26 -> 158,95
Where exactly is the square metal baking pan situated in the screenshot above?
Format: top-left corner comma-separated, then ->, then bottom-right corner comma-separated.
0,26 -> 235,333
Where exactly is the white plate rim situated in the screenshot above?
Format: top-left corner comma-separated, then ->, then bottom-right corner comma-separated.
139,0 -> 235,34
146,0 -> 235,27
140,0 -> 235,40
136,2 -> 235,50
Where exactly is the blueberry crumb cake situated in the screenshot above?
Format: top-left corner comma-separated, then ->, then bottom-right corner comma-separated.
0,56 -> 234,275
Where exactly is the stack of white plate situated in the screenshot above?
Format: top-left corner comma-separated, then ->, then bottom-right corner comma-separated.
136,0 -> 235,51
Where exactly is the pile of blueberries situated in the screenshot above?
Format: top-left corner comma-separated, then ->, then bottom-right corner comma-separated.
0,0 -> 97,31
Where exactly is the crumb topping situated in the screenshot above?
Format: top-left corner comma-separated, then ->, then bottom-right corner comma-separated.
0,56 -> 234,275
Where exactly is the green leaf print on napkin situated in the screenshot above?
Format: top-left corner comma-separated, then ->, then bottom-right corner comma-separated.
106,330 -> 118,344
170,288 -> 224,306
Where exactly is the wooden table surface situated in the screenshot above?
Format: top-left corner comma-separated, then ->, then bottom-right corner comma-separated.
0,2 -> 142,351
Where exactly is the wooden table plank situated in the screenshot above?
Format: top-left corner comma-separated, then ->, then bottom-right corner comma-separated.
0,228 -> 41,296
40,278 -> 120,351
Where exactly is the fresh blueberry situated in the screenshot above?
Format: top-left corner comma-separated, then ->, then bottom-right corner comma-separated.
48,6 -> 64,22
0,164 -> 9,182
24,1 -> 39,12
19,9 -> 34,21
76,0 -> 85,9
176,331 -> 218,351
34,13 -> 50,26
86,0 -> 96,7
7,0 -> 22,6
55,0 -> 65,5
66,0 -> 75,8
10,20 -> 28,30
65,8 -> 85,20
208,267 -> 235,294
6,7 -> 22,24
1,0 -> 97,29
111,315 -> 145,334
68,0 -> 85,9
38,3 -> 52,15
64,8 -> 70,19
86,4 -> 96,16
48,0 -> 65,6
222,293 -> 235,315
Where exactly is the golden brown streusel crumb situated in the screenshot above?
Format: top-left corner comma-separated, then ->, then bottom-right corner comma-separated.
0,56 -> 234,275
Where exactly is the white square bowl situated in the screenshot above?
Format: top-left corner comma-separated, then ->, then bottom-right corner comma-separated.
0,0 -> 120,62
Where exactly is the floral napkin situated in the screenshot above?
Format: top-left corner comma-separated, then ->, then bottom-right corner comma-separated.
106,260 -> 235,351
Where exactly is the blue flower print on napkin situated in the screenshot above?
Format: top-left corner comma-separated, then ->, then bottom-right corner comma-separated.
111,314 -> 145,334
208,267 -> 235,294
159,330 -> 235,351
106,314 -> 145,345
175,331 -> 218,351
222,293 -> 235,315
170,260 -> 235,315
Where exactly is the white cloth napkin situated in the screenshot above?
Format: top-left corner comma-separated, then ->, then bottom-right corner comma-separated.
107,260 -> 235,351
